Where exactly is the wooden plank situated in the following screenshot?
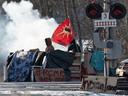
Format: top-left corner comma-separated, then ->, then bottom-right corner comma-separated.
34,68 -> 66,82
71,71 -> 81,73
106,77 -> 119,94
80,75 -> 119,94
72,63 -> 81,65
73,57 -> 81,63
75,52 -> 81,56
71,77 -> 81,81
73,60 -> 81,63
71,73 -> 81,77
73,52 -> 81,63
68,66 -> 80,71
80,75 -> 106,93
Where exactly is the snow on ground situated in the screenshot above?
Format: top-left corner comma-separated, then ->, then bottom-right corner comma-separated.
0,90 -> 120,96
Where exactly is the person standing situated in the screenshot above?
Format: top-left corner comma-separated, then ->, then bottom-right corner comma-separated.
68,39 -> 81,52
45,38 -> 54,52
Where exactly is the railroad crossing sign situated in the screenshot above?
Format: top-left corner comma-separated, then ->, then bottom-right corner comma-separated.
95,12 -> 116,27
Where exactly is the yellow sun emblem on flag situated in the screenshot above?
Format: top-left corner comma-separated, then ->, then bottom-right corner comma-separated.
56,25 -> 73,38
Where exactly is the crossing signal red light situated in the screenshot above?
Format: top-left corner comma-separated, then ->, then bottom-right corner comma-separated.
86,4 -> 103,19
110,3 -> 126,19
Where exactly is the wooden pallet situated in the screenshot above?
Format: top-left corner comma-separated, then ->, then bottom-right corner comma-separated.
68,52 -> 81,81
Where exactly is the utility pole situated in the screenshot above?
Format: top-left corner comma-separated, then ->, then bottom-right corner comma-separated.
104,0 -> 118,76
109,0 -> 117,69
103,0 -> 110,76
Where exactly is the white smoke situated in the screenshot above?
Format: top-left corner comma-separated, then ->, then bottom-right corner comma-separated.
0,0 -> 68,65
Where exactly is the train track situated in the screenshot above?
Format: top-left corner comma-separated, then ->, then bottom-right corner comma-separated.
0,81 -> 83,95
1,80 -> 128,95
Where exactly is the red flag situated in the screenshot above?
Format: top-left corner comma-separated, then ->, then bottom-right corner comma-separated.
91,0 -> 95,3
51,18 -> 75,46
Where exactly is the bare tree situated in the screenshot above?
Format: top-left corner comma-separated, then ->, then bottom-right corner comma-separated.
2,0 -> 128,61
70,0 -> 82,49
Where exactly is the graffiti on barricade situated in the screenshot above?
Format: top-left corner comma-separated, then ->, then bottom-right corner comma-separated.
83,80 -> 104,90
81,76 -> 118,93
34,68 -> 66,82
83,80 -> 116,91
106,85 -> 116,91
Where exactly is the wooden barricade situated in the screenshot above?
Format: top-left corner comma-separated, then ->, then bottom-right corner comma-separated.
68,52 -> 81,81
80,75 -> 119,94
34,68 -> 66,82
84,50 -> 104,76
33,52 -> 82,82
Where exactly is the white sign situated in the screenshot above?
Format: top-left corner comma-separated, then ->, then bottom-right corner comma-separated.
95,12 -> 116,27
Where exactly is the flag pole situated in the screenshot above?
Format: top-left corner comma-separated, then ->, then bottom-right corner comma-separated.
68,16 -> 80,52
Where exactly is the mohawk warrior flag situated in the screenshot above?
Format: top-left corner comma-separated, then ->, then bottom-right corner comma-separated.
91,0 -> 95,3
51,18 -> 75,46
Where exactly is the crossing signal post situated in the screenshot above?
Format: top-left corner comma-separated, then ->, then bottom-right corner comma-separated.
86,1 -> 127,76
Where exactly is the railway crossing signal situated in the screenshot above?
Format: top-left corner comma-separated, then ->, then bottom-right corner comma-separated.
85,2 -> 127,70
86,4 -> 103,19
110,3 -> 127,19
86,3 -> 126,19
